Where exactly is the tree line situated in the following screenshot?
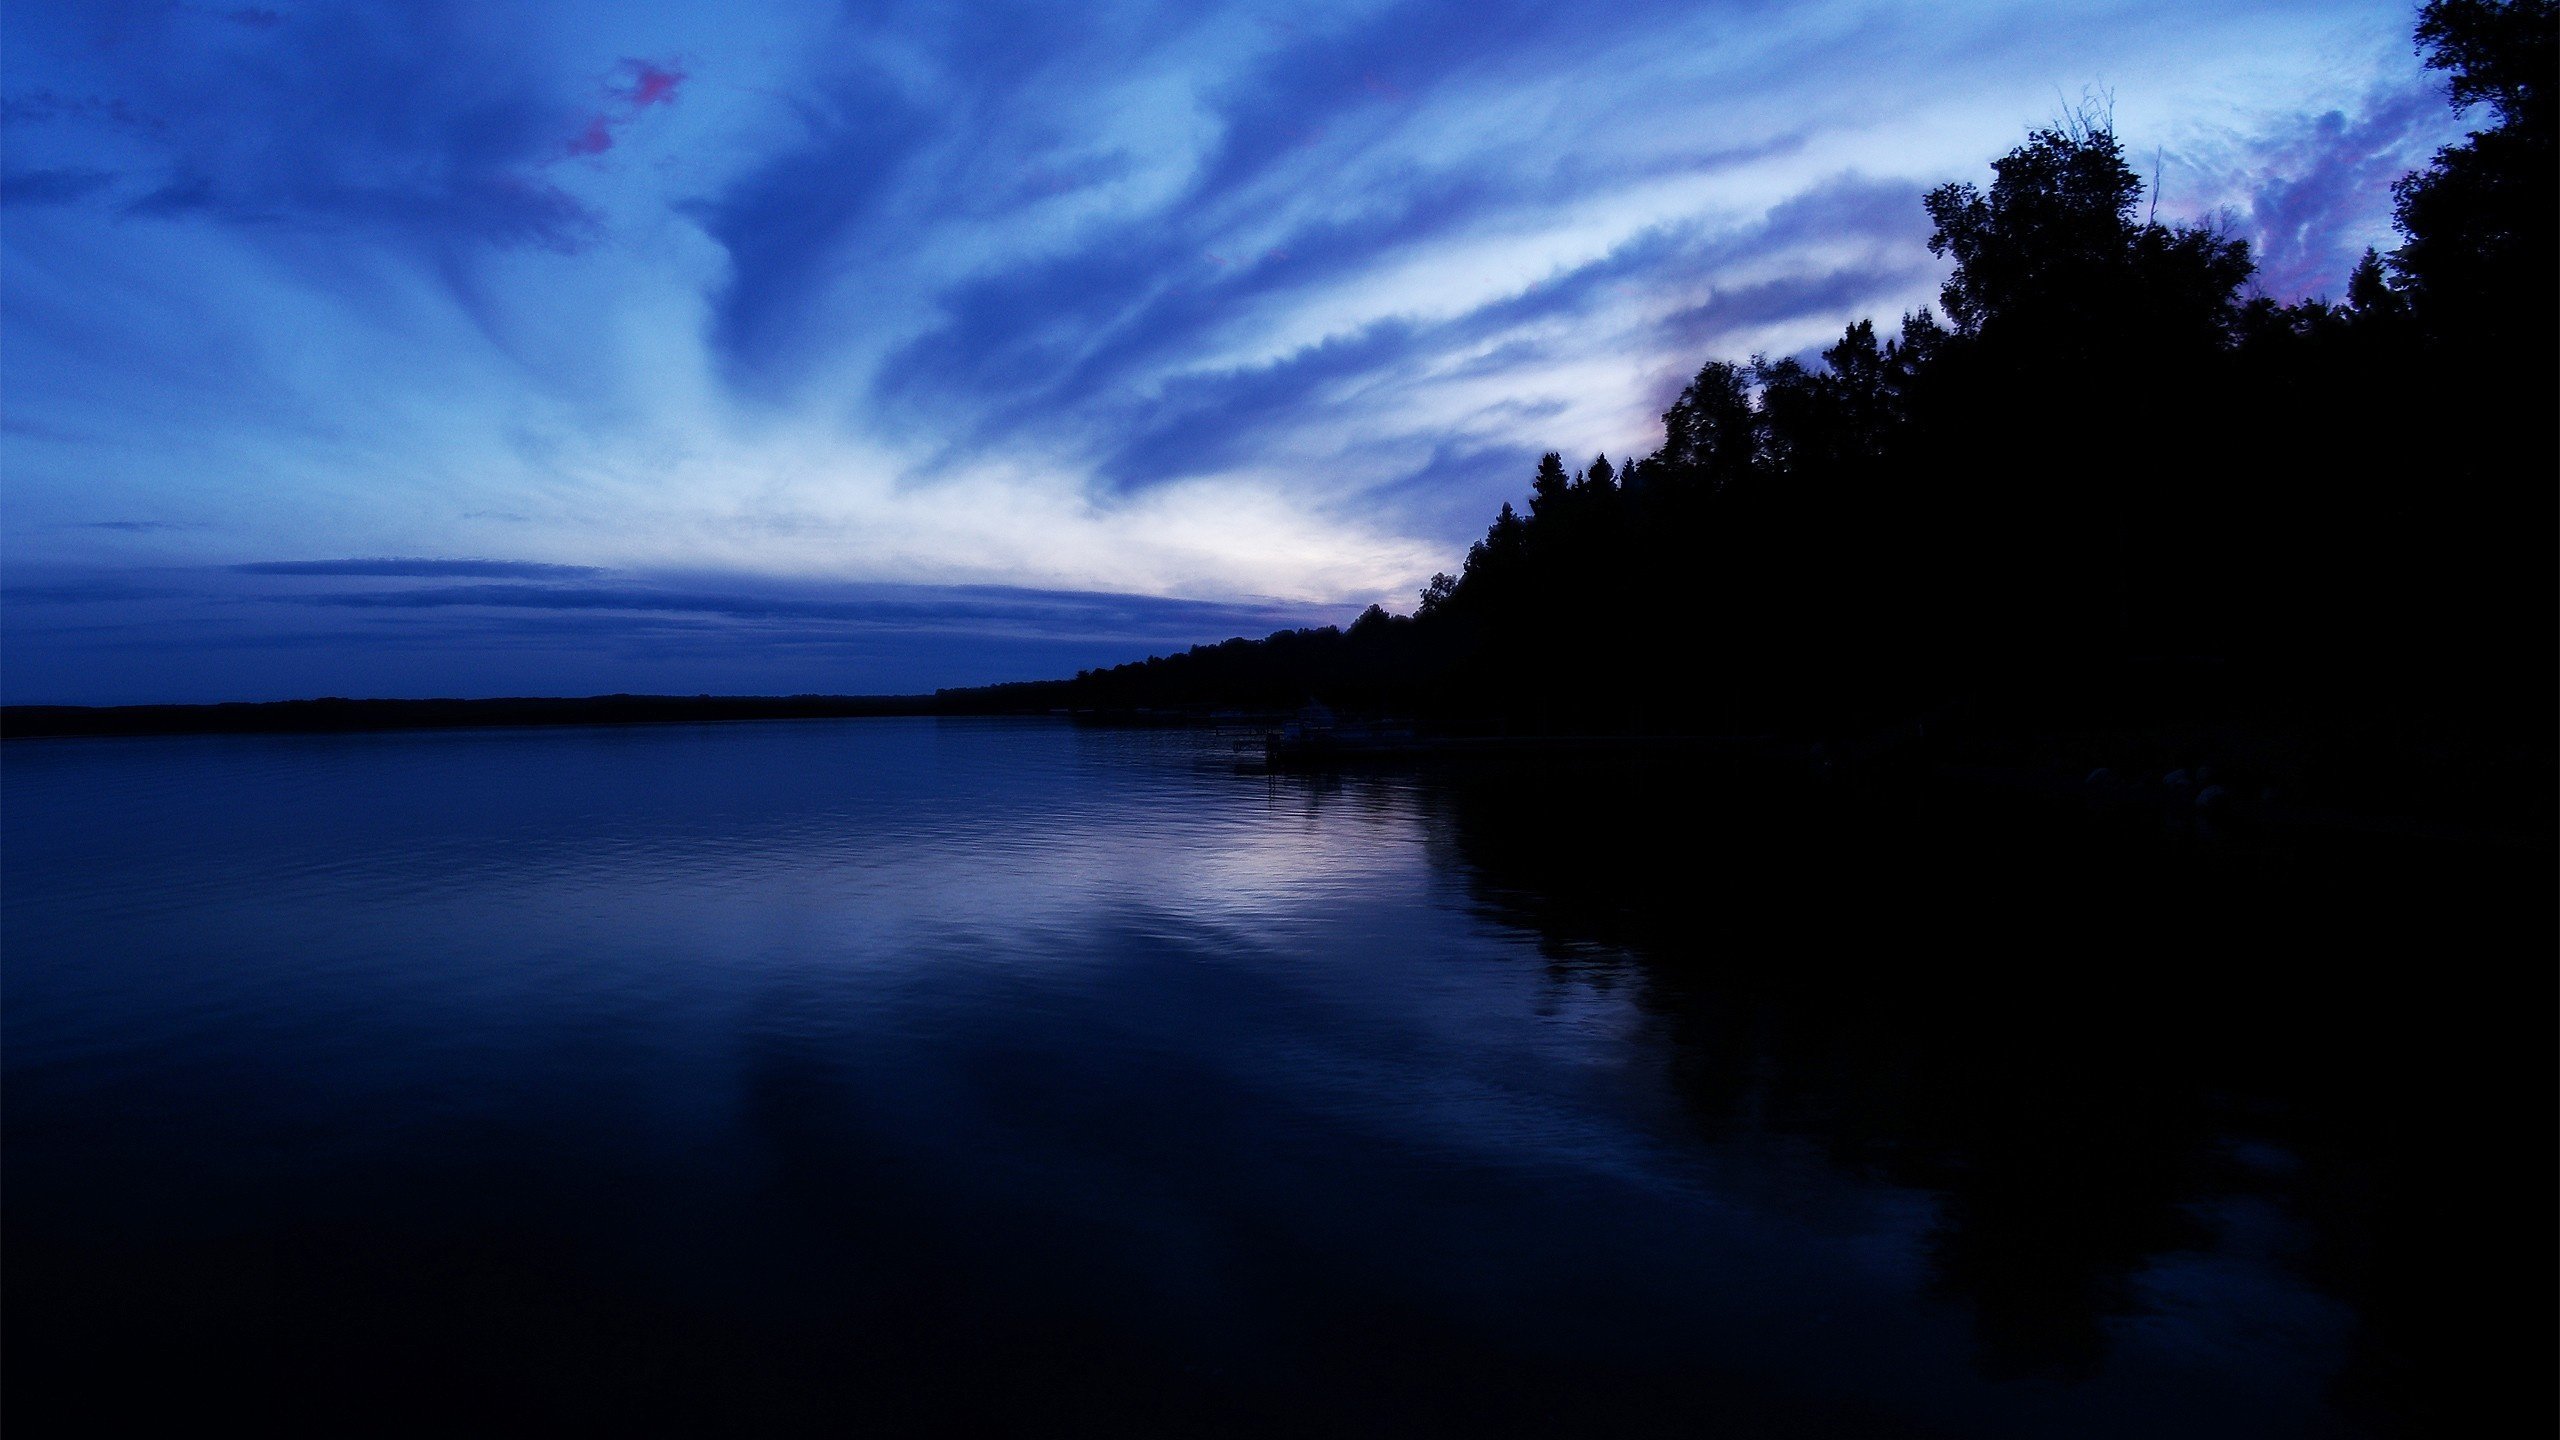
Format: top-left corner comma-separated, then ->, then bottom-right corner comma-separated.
952,0 -> 2554,745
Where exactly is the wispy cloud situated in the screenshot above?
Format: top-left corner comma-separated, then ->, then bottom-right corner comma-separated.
0,562 -> 1342,703
563,57 -> 688,158
2164,76 -> 2458,301
0,0 -> 2458,700
72,519 -> 198,533
7,5 -> 619,251
2,166 -> 118,207
236,558 -> 611,579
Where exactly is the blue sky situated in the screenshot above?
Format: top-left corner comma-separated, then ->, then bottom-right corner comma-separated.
2,0 -> 2460,702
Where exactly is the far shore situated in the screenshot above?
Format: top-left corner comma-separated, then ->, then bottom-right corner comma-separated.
9,692 -> 2549,858
0,694 -> 962,740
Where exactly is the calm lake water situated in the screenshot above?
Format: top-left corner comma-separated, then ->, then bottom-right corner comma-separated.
5,718 -> 2548,1434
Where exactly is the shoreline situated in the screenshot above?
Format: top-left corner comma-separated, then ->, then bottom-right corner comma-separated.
0,693 -> 953,740
10,696 -> 2548,855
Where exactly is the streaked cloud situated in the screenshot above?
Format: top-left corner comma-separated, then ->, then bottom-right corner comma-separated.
0,0 -> 2464,699
0,561 -> 1341,703
235,558 -> 611,579
1,166 -> 118,207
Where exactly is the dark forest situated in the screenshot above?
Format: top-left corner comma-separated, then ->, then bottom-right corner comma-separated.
952,0 -> 2555,828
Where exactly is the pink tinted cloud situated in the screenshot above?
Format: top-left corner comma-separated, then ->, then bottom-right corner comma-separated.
623,61 -> 685,109
566,116 -> 615,156
560,57 -> 686,160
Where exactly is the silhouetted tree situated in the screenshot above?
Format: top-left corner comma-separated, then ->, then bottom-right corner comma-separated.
2388,0 -> 2556,389
1657,360 -> 1756,490
955,8 -> 2553,781
1527,452 -> 1573,519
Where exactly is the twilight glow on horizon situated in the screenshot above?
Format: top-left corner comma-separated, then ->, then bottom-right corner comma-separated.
2,0 -> 2462,702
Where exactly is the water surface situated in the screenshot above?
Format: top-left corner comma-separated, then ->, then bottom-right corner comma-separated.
5,718 -> 2546,1434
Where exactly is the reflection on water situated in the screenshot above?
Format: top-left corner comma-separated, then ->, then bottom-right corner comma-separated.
4,719 -> 2548,1434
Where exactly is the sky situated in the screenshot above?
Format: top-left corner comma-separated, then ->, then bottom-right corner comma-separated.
1,0 -> 2466,703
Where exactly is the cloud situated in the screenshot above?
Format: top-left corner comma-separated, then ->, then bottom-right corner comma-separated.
1051,173 -> 1933,497
0,89 -> 169,135
560,57 -> 688,158
7,7 -> 619,251
686,81 -> 938,388
565,116 -> 616,158
2,416 -> 102,443
3,575 -> 183,604
0,0 -> 2460,701
123,169 -> 219,217
1091,321 -> 1427,491
623,60 -> 685,109
1659,265 -> 1929,354
1360,437 -> 1549,535
2,167 -> 118,207
709,1 -> 1790,405
236,558 -> 611,578
0,561 -> 1351,702
2167,78 -> 2461,301
292,577 -> 1328,642
198,6 -> 285,29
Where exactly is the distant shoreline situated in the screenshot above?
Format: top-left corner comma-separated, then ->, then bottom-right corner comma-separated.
0,693 -> 978,740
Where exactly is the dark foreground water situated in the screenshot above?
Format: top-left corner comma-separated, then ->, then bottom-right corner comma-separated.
5,718 -> 2550,1435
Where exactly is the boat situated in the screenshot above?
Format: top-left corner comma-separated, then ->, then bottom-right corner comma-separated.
1249,703 -> 1427,769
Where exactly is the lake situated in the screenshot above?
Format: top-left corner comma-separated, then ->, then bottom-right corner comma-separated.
4,717 -> 2547,1434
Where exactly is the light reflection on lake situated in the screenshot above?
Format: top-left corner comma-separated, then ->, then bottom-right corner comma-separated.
4,717 -> 2536,1434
